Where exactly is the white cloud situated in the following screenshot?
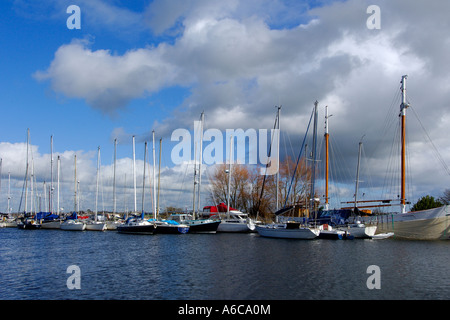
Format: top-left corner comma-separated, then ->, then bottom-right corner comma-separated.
29,0 -> 450,209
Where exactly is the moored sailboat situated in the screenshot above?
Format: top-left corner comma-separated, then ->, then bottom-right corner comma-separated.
85,147 -> 107,231
351,76 -> 449,240
60,155 -> 85,231
256,104 -> 320,239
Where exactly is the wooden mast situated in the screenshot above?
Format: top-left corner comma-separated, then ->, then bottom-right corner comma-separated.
324,105 -> 330,211
400,75 -> 408,214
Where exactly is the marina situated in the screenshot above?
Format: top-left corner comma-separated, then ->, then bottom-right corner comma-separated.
1,1 -> 450,308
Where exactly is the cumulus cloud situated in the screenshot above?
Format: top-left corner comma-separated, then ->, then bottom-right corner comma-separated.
31,0 -> 450,207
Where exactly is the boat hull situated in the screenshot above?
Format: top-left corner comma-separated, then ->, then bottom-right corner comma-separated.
217,220 -> 254,232
153,224 -> 189,234
60,220 -> 86,231
17,221 -> 41,230
256,224 -> 319,239
376,206 -> 450,240
337,225 -> 377,239
40,220 -> 62,229
106,220 -> 122,230
85,222 -> 107,231
186,220 -> 220,233
117,224 -> 155,235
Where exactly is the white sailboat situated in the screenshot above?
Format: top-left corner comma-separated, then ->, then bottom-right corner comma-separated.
17,129 -> 42,230
117,137 -> 156,235
256,104 -> 320,239
216,134 -> 255,232
41,136 -> 62,229
106,139 -> 123,230
61,154 -> 85,231
86,147 -> 107,231
317,107 -> 375,239
371,75 -> 450,240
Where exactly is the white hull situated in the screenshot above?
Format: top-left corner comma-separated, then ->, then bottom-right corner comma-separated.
85,221 -> 107,231
337,224 -> 377,239
256,224 -> 319,239
217,219 -> 254,232
40,220 -> 62,229
3,220 -> 17,227
106,220 -> 123,230
376,205 -> 450,240
60,220 -> 86,231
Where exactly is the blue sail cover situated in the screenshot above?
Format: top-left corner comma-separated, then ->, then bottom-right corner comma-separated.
36,212 -> 59,220
67,212 -> 78,220
315,209 -> 352,226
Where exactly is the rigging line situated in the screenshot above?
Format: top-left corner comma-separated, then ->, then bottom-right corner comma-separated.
284,107 -> 314,208
409,105 -> 450,176
367,86 -> 401,161
255,108 -> 279,214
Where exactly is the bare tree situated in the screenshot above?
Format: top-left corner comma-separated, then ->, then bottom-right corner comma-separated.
439,189 -> 450,205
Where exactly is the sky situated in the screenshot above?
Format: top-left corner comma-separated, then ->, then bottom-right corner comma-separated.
0,0 -> 449,214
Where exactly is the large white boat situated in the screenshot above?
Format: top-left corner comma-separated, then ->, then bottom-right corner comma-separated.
85,220 -> 107,231
256,222 -> 319,239
350,76 -> 450,240
117,216 -> 156,235
203,203 -> 255,233
376,206 -> 449,240
217,210 -> 255,233
60,218 -> 86,231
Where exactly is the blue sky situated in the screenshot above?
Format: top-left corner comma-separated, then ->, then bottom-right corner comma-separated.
1,0 -> 449,213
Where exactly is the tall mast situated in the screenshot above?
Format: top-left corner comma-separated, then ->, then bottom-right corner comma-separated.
95,146 -> 100,221
8,171 -> 11,214
132,135 -> 137,213
113,138 -> 117,215
197,112 -> 204,216
157,138 -> 162,216
152,131 -> 157,220
400,75 -> 408,214
310,101 -> 318,214
57,156 -> 60,215
74,154 -> 77,212
142,142 -> 147,216
227,135 -> 233,219
192,142 -> 197,219
276,106 -> 281,211
324,105 -> 330,211
50,135 -> 53,214
354,137 -> 363,210
25,129 -> 29,214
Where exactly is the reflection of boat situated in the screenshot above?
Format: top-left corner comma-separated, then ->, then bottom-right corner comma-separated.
371,232 -> 394,239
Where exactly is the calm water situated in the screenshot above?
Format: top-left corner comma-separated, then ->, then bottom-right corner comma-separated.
0,227 -> 449,300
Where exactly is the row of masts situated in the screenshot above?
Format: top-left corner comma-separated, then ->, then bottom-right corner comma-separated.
8,76 -> 410,216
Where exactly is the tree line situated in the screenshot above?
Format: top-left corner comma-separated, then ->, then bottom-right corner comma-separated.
207,156 -> 315,219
